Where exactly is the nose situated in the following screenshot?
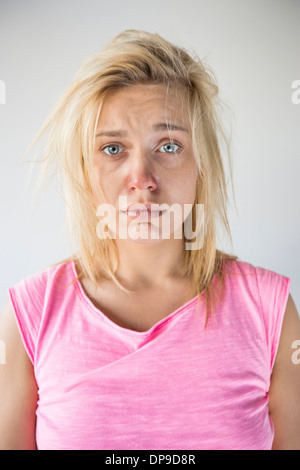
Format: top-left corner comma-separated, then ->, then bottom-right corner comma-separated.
126,153 -> 158,193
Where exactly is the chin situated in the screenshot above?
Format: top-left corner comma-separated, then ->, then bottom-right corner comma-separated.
118,221 -> 173,244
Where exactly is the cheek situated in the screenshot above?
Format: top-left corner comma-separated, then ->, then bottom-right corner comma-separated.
91,159 -> 124,199
187,162 -> 200,199
174,166 -> 199,204
90,165 -> 115,206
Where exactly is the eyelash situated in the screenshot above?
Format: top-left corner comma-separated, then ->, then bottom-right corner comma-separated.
100,141 -> 182,157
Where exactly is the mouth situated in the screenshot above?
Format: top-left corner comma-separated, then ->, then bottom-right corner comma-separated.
121,203 -> 167,220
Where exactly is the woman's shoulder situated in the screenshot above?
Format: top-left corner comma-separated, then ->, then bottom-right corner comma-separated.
10,257 -> 76,291
221,258 -> 291,309
223,257 -> 290,281
5,257 -> 77,365
7,257 -> 76,325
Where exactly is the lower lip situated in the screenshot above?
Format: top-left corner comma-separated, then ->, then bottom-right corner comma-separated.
123,210 -> 165,220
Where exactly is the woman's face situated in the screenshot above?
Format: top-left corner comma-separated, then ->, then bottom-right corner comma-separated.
92,84 -> 199,243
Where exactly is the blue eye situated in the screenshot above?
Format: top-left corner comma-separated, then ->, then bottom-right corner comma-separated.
103,145 -> 123,156
159,142 -> 180,154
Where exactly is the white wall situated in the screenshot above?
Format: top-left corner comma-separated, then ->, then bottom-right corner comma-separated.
0,0 -> 299,309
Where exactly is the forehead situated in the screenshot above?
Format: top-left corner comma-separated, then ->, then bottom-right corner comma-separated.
98,84 -> 188,124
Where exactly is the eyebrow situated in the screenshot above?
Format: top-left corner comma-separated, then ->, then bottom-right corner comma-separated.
95,122 -> 188,138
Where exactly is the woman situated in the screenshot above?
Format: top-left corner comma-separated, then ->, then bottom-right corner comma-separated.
0,30 -> 299,450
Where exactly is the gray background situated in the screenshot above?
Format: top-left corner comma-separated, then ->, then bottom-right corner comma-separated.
0,0 -> 299,310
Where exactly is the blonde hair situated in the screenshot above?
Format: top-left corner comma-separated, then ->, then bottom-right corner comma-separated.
25,29 -> 238,323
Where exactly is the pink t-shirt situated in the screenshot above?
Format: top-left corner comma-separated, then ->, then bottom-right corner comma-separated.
8,259 -> 290,450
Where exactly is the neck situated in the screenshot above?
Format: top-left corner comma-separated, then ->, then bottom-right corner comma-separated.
114,238 -> 187,289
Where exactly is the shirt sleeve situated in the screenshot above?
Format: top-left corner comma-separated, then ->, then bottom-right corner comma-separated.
7,270 -> 48,365
255,265 -> 291,373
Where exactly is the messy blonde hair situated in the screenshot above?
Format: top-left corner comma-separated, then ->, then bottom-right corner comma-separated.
25,30 -> 238,323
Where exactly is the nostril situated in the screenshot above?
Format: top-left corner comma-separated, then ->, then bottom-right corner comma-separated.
127,174 -> 158,192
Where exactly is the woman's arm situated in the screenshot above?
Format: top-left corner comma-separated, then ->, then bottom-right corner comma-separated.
0,299 -> 38,450
269,294 -> 300,450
